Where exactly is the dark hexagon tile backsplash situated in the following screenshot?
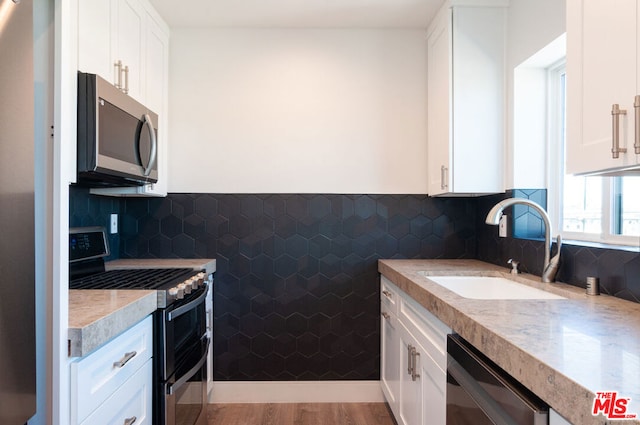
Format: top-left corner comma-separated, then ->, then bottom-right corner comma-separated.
69,188 -> 640,381
119,193 -> 476,381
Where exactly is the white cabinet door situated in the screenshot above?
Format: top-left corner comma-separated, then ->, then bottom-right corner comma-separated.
566,0 -> 639,175
398,325 -> 422,425
140,13 -> 169,196
77,0 -> 113,80
414,340 -> 446,425
380,309 -> 400,416
115,0 -> 145,103
427,6 -> 452,196
426,3 -> 505,196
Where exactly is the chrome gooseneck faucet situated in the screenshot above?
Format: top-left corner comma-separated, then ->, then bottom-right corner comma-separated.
485,198 -> 561,283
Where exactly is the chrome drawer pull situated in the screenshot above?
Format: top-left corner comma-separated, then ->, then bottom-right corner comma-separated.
123,416 -> 137,425
407,344 -> 413,375
113,351 -> 137,368
382,290 -> 392,298
635,95 -> 640,154
381,312 -> 390,320
411,347 -> 421,381
611,103 -> 627,158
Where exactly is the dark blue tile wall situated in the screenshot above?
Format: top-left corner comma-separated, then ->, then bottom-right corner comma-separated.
511,189 -> 547,239
69,190 -> 640,381
120,194 -> 476,380
69,186 -> 120,261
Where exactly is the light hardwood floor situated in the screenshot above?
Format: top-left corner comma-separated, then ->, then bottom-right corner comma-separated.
207,403 -> 397,425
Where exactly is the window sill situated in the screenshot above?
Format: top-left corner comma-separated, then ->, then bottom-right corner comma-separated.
561,238 -> 640,253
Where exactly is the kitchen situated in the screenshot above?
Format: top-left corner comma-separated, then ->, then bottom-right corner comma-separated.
6,0 -> 640,424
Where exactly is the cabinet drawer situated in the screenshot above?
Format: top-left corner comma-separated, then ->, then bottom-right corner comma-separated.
399,294 -> 450,372
72,315 -> 153,423
80,358 -> 153,425
381,276 -> 398,316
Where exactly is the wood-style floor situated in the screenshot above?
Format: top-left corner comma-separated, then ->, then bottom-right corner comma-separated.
207,403 -> 397,425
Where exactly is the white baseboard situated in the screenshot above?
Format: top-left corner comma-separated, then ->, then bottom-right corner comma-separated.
209,380 -> 384,404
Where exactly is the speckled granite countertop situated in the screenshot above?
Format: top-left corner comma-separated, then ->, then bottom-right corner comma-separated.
379,259 -> 640,425
69,258 -> 216,358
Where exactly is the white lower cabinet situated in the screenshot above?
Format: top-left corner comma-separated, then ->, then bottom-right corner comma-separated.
380,276 -> 451,425
71,316 -> 153,425
80,359 -> 153,425
380,300 -> 400,414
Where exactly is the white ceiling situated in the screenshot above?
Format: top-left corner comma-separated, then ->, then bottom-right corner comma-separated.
147,0 -> 445,29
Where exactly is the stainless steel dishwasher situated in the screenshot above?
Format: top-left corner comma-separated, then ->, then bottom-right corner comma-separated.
447,334 -> 549,425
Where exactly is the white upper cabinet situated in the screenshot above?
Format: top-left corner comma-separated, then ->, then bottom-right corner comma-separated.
78,0 -> 165,108
566,0 -> 640,175
427,1 -> 506,196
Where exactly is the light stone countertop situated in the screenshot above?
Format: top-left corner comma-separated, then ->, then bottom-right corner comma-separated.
378,259 -> 640,425
68,290 -> 157,357
68,258 -> 216,357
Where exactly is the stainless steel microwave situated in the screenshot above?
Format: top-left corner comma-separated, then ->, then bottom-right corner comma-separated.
77,72 -> 158,187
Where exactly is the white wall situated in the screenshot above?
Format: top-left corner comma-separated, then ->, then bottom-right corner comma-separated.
506,0 -> 566,189
167,29 -> 428,194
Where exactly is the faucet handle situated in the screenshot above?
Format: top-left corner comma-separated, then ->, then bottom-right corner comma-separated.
507,258 -> 520,274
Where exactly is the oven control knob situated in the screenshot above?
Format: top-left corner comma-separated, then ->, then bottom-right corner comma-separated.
179,282 -> 191,294
187,278 -> 197,290
168,287 -> 179,298
176,287 -> 185,299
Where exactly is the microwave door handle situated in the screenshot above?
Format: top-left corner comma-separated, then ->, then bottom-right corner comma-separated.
142,114 -> 157,177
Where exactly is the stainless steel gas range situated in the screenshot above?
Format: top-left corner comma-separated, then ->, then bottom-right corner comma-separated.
70,227 -> 213,425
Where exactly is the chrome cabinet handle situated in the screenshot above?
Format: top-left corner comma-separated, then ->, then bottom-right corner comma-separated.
411,347 -> 421,381
113,351 -> 137,368
382,290 -> 392,299
123,65 -> 129,94
440,165 -> 448,190
407,344 -> 413,375
141,114 -> 157,177
381,311 -> 390,320
611,103 -> 627,158
123,417 -> 137,425
114,60 -> 122,89
635,96 -> 640,154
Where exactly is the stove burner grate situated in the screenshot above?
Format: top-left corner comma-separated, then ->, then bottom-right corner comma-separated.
69,268 -> 196,290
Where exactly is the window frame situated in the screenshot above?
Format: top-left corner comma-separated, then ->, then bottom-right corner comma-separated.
549,60 -> 640,247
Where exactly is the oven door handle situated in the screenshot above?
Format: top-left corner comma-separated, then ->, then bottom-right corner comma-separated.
167,337 -> 210,395
447,356 -> 514,425
167,282 -> 209,321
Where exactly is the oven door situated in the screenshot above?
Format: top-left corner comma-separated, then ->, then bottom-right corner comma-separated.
156,284 -> 209,425
162,336 -> 209,425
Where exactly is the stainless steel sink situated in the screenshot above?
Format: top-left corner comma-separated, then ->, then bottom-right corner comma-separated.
421,275 -> 566,300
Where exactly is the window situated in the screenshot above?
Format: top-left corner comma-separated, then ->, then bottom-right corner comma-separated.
551,62 -> 640,245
